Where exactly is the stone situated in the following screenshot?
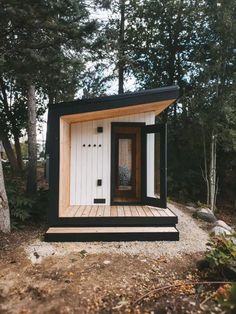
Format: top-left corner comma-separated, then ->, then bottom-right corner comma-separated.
214,220 -> 232,232
195,207 -> 217,223
186,202 -> 197,208
211,226 -> 231,236
186,206 -> 198,213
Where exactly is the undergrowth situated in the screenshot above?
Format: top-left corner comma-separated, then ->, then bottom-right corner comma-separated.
201,234 -> 236,313
4,167 -> 48,228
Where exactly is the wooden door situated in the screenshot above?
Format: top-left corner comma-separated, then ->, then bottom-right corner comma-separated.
111,123 -> 143,204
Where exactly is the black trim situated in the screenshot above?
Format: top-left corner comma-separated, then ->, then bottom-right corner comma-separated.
143,124 -> 167,208
45,228 -> 179,242
48,110 -> 60,226
46,215 -> 178,227
48,85 -> 179,110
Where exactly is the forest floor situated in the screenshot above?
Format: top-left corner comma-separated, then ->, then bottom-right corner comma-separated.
0,203 -> 227,314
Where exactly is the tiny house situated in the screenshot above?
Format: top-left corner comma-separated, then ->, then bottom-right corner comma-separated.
45,86 -> 179,241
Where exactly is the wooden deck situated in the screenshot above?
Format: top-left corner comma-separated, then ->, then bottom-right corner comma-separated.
63,205 -> 175,218
46,205 -> 179,242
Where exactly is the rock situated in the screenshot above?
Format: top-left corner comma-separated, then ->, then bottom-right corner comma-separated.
214,220 -> 232,232
195,207 -> 217,223
103,260 -> 111,265
211,226 -> 231,236
186,202 -> 197,208
186,206 -> 198,213
33,251 -> 40,259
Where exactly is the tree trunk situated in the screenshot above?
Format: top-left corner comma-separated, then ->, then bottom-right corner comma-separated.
202,130 -> 210,205
209,132 -> 217,212
13,132 -> 23,170
26,84 -> 37,195
0,155 -> 10,233
118,0 -> 125,94
0,133 -> 19,172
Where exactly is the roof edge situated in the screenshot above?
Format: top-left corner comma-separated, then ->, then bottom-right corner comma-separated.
48,85 -> 179,109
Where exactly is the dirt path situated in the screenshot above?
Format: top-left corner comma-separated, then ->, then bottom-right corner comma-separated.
0,239 -> 205,314
0,203 -> 221,314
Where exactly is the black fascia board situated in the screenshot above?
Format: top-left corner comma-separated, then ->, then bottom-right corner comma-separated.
48,85 -> 179,116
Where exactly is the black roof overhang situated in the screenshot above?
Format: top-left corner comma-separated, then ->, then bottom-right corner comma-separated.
48,85 -> 179,116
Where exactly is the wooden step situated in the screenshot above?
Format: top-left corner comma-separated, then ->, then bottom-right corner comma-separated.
45,226 -> 179,242
59,206 -> 178,227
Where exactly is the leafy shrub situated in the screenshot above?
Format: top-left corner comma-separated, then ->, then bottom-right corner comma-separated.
6,176 -> 48,228
205,234 -> 236,279
217,284 -> 236,314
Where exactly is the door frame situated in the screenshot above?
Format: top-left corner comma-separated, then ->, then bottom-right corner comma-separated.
110,122 -> 145,205
110,122 -> 167,208
142,124 -> 167,208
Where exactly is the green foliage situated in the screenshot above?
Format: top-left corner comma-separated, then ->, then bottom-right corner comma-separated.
217,284 -> 236,314
5,174 -> 48,228
205,234 -> 236,278
0,0 -> 235,211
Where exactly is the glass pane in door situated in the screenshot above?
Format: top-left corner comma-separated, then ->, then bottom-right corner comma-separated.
118,138 -> 132,191
146,132 -> 161,199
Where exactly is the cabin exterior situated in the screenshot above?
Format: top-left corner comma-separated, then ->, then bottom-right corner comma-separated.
45,86 -> 179,241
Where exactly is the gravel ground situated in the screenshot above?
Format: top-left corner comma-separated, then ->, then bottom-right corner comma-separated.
25,203 -> 209,264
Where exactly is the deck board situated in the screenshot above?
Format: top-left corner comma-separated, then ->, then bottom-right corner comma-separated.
82,206 -> 92,217
136,206 -> 145,216
117,206 -> 124,216
143,206 -> 154,216
149,207 -> 160,217
96,206 -> 104,217
89,206 -> 98,216
110,206 -> 117,216
62,205 -> 176,218
75,205 -> 86,217
47,226 -> 177,234
103,206 -> 110,217
124,206 -> 132,216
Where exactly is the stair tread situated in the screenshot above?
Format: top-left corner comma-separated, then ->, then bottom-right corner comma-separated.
46,226 -> 178,234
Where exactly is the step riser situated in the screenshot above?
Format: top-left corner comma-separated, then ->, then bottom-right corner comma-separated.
45,231 -> 179,242
50,217 -> 178,227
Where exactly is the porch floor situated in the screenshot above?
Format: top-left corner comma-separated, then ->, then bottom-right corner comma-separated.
47,205 -> 179,241
63,205 -> 175,218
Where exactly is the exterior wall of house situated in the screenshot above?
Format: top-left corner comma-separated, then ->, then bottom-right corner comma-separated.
70,112 -> 155,205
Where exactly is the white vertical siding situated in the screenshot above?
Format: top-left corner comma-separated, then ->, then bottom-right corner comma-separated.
70,112 -> 155,205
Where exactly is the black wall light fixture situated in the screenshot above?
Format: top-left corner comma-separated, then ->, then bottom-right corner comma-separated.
97,127 -> 103,133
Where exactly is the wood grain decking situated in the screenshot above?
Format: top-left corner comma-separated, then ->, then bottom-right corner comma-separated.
63,205 -> 175,218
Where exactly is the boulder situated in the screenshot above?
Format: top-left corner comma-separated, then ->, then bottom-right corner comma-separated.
214,220 -> 232,232
195,207 -> 217,223
211,226 -> 231,236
